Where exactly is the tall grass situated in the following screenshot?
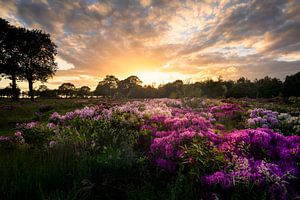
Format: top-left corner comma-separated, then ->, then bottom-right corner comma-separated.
0,144 -> 91,199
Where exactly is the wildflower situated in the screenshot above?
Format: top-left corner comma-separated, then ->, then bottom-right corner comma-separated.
49,141 -> 57,148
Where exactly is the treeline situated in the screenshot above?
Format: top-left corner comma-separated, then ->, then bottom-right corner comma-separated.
92,73 -> 300,99
1,71 -> 299,99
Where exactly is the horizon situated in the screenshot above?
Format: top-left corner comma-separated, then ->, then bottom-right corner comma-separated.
1,0 -> 300,90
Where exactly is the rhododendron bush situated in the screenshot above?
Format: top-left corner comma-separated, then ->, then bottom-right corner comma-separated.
1,98 -> 300,199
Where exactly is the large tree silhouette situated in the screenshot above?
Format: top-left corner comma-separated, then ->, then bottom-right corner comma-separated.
0,18 -> 57,101
0,18 -> 23,100
18,29 -> 57,101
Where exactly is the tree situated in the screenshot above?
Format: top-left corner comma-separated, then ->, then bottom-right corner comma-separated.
94,75 -> 119,97
283,72 -> 300,97
58,83 -> 76,98
226,77 -> 257,98
255,76 -> 282,98
182,83 -> 202,97
36,85 -> 58,98
159,80 -> 183,98
200,78 -> 226,98
18,29 -> 57,101
0,18 -> 23,100
77,86 -> 91,98
0,86 -> 20,98
117,75 -> 142,98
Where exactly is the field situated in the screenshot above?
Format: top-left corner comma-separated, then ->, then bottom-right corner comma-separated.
0,98 -> 300,200
0,98 -> 122,135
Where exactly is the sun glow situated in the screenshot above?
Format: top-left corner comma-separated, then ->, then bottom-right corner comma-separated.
136,71 -> 188,86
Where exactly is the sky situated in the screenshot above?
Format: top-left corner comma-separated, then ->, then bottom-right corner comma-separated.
0,0 -> 300,90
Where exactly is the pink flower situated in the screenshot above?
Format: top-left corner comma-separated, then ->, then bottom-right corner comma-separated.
15,131 -> 22,137
49,141 -> 57,147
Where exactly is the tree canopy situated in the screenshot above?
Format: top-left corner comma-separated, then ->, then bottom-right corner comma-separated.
0,17 -> 57,101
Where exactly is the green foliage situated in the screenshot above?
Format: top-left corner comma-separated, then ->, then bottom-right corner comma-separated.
18,124 -> 54,147
226,77 -> 257,98
255,76 -> 282,98
94,75 -> 119,97
179,136 -> 225,179
283,72 -> 300,97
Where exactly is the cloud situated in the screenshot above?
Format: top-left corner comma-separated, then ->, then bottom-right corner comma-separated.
56,57 -> 75,70
0,0 -> 299,89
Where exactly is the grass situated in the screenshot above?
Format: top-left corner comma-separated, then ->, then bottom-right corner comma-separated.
0,98 -> 101,135
0,144 -> 91,199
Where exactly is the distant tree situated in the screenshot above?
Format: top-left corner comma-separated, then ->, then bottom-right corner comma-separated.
226,77 -> 257,98
18,29 -> 57,101
0,18 -> 23,100
117,75 -> 142,98
182,83 -> 202,97
255,76 -> 282,98
200,78 -> 226,98
158,80 -> 183,98
36,85 -> 58,98
223,80 -> 234,92
0,86 -> 20,98
38,84 -> 48,92
58,83 -> 76,98
77,86 -> 91,98
283,72 -> 300,97
142,85 -> 159,98
94,75 -> 119,97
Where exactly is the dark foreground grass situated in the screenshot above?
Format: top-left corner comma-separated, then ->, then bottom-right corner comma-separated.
0,143 -> 199,200
0,145 -> 90,199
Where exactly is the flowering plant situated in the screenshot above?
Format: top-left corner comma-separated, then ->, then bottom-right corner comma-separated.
247,108 -> 279,128
15,122 -> 54,147
209,103 -> 242,119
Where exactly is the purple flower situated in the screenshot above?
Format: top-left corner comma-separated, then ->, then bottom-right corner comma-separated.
204,171 -> 232,188
47,123 -> 57,129
49,141 -> 57,148
14,131 -> 22,137
0,136 -> 11,142
156,158 -> 176,172
248,109 -> 279,128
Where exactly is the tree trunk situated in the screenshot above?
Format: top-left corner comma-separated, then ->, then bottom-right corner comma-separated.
28,78 -> 34,101
11,73 -> 18,101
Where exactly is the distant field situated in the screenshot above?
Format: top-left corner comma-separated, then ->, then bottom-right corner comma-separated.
0,98 -> 103,135
0,97 -> 300,199
1,97 -> 299,136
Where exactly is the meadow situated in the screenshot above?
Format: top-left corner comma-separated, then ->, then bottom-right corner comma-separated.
0,98 -> 300,200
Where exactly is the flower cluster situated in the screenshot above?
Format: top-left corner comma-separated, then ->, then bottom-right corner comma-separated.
111,99 -> 174,118
204,128 -> 300,199
247,108 -> 279,128
278,113 -> 300,135
209,103 -> 241,119
49,106 -> 101,124
0,136 -> 11,143
142,112 -> 218,171
204,159 -> 293,199
0,133 -> 24,149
